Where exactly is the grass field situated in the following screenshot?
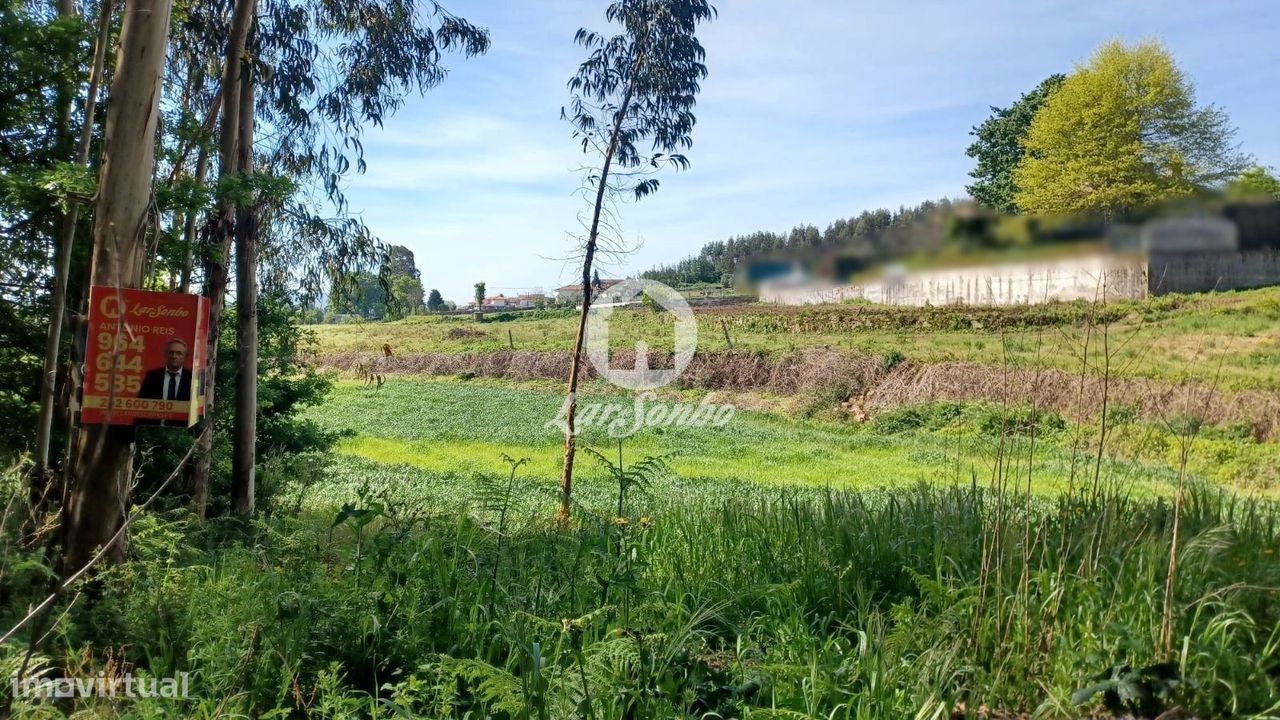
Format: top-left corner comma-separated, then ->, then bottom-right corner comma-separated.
116,373 -> 1268,718
18,445 -> 1272,718
306,286 -> 1280,391
8,320 -> 1277,718
304,377 -> 1280,496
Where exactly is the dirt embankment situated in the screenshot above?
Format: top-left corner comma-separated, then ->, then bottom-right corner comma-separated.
318,348 -> 1280,440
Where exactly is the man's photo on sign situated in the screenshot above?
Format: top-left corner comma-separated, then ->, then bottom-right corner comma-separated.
138,338 -> 192,402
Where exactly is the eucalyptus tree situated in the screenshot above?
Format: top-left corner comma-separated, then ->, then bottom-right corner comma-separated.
31,0 -> 113,488
62,0 -> 173,573
557,0 -> 714,523
231,23 -> 259,516
184,0 -> 255,517
251,0 -> 489,299
185,0 -> 490,516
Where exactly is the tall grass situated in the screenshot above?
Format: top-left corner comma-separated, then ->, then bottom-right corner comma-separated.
4,292 -> 1280,718
5,452 -> 1276,718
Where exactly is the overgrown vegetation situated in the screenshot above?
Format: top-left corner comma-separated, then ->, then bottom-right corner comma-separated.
308,286 -> 1280,392
2,1 -> 1278,717
4,439 -> 1279,717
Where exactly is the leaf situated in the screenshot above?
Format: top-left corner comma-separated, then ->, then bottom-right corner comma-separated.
9,559 -> 57,582
331,502 -> 360,528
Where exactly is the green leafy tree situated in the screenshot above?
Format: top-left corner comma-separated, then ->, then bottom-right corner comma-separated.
390,274 -> 425,317
1015,40 -> 1250,217
328,245 -> 424,319
1226,166 -> 1280,201
328,272 -> 388,319
474,282 -> 486,308
426,288 -> 445,312
965,75 -> 1064,213
557,0 -> 715,524
0,1 -> 96,477
388,244 -> 420,279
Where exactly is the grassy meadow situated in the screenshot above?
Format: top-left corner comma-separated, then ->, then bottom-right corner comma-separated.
10,382 -> 1277,717
307,286 -> 1280,391
305,377 -> 1280,496
5,292 -> 1279,719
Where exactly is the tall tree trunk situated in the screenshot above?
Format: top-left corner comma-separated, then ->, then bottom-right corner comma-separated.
172,57 -> 215,296
558,81 -> 635,525
231,65 -> 257,516
32,0 -> 116,501
177,145 -> 209,293
62,0 -> 173,575
189,0 -> 256,519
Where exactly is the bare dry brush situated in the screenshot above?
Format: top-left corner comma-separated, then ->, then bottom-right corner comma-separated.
317,349 -> 1280,440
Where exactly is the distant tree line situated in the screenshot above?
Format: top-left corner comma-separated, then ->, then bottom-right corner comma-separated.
642,198 -> 957,287
327,244 -> 433,320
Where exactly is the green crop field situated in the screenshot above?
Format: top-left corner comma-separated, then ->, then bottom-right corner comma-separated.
304,377 -> 1280,496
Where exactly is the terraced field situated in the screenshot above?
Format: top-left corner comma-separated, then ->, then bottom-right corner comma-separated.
308,286 -> 1280,390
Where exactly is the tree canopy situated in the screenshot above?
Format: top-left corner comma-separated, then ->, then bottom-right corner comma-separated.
328,244 -> 424,318
965,75 -> 1064,214
1014,40 -> 1249,217
426,287 -> 444,311
1227,166 -> 1280,202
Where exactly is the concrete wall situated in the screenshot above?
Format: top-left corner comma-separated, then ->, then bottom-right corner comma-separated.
1148,250 -> 1280,294
761,253 -> 1148,307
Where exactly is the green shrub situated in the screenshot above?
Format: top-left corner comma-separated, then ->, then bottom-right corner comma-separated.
974,403 -> 1067,437
871,402 -> 965,434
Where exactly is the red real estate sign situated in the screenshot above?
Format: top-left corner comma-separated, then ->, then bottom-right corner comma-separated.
81,287 -> 209,427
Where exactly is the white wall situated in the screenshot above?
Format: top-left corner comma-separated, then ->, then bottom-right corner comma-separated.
760,253 -> 1148,306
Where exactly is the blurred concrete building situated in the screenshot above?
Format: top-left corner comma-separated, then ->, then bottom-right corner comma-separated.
760,206 -> 1280,306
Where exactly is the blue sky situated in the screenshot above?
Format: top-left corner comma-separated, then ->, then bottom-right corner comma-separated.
339,0 -> 1280,303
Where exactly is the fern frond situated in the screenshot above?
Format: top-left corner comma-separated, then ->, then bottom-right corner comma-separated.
434,656 -> 526,718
